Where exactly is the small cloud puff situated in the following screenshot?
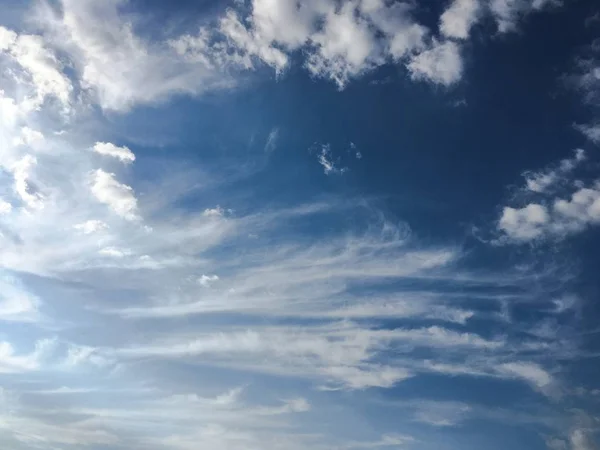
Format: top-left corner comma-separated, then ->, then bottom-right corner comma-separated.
198,274 -> 219,287
93,142 -> 135,164
90,169 -> 139,221
73,220 -> 108,234
317,144 -> 347,175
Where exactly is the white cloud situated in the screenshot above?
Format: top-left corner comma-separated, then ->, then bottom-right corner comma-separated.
13,127 -> 44,147
0,275 -> 40,323
498,182 -> 600,242
99,247 -> 131,258
490,0 -> 557,33
11,155 -> 44,209
498,203 -> 549,241
219,9 -> 289,73
412,401 -> 471,427
440,0 -> 480,39
407,40 -> 463,86
305,2 -> 380,88
318,144 -> 347,174
497,362 -> 553,391
198,274 -> 219,287
0,339 -> 54,373
0,26 -> 72,109
495,149 -> 600,242
570,428 -> 599,450
73,219 -> 108,234
38,0 -> 232,111
578,123 -> 600,143
93,142 -> 136,164
203,206 -> 225,217
264,127 -> 279,152
524,149 -> 585,193
90,169 -> 139,220
0,199 -> 12,214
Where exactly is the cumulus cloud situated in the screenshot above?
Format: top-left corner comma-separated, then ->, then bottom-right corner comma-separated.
490,0 -> 558,33
0,26 -> 72,109
495,149 -> 600,242
198,274 -> 219,287
498,203 -> 550,241
440,0 -> 481,39
90,169 -> 139,220
73,219 -> 108,234
38,0 -> 232,111
524,149 -> 585,193
13,127 -> 44,147
407,40 -> 463,86
92,142 -> 135,163
0,2 -> 584,449
498,183 -> 600,242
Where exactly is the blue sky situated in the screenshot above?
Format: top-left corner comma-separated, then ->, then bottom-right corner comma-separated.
0,0 -> 599,449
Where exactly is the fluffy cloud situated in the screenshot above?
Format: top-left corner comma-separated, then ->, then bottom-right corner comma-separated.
90,169 -> 139,220
0,275 -> 40,323
11,155 -> 44,209
0,199 -> 11,214
498,203 -> 549,241
198,274 -> 219,287
0,26 -> 72,109
407,40 -> 463,86
92,142 -> 135,163
490,0 -> 557,33
73,219 -> 108,234
440,0 -> 480,39
499,184 -> 600,242
496,149 -> 600,242
524,149 -> 585,193
0,2 -> 585,449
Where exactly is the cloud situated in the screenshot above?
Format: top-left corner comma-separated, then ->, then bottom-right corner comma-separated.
578,123 -> 600,143
498,185 -> 600,242
73,219 -> 108,234
11,155 -> 45,209
412,400 -> 471,427
0,26 -> 72,109
440,0 -> 481,39
198,274 -> 219,287
90,169 -> 139,220
0,275 -> 41,323
38,0 -> 233,111
407,40 -> 463,86
569,428 -> 599,450
264,127 -> 279,152
0,338 -> 54,373
0,199 -> 12,214
317,143 -> 347,174
498,203 -> 550,241
497,362 -> 554,392
490,0 -> 558,33
0,3 -> 587,449
495,149 -> 600,242
523,149 -> 585,193
13,127 -> 44,147
92,142 -> 136,164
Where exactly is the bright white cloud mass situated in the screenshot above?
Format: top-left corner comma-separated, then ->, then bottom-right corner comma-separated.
0,0 -> 598,450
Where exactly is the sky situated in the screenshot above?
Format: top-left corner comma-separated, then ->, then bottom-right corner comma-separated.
0,0 -> 599,449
